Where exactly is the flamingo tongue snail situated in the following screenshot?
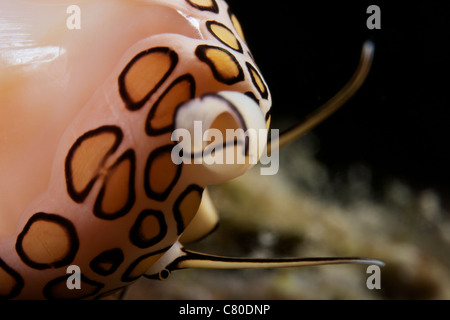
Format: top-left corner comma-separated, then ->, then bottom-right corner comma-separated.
0,0 -> 382,299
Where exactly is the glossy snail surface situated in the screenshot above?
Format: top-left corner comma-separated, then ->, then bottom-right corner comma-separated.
0,0 -> 381,299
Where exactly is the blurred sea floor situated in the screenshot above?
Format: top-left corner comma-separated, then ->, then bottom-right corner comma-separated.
123,133 -> 450,300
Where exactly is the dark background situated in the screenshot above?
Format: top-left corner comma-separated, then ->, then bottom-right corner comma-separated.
226,0 -> 450,206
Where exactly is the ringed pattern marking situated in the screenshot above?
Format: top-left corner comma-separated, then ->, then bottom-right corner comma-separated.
173,185 -> 204,235
1,0 -> 276,299
195,45 -> 244,85
93,149 -> 136,220
118,47 -> 178,111
185,0 -> 219,14
65,126 -> 123,203
206,20 -> 243,53
129,210 -> 168,249
16,212 -> 79,270
0,258 -> 24,299
144,145 -> 182,202
90,248 -> 124,276
246,62 -> 269,100
146,74 -> 196,136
